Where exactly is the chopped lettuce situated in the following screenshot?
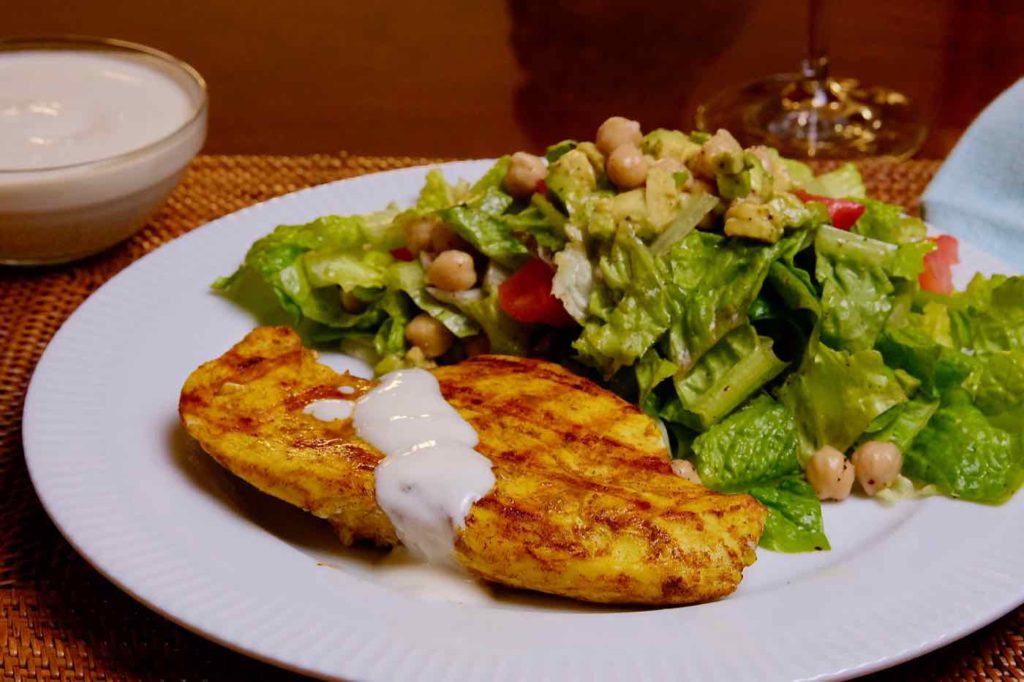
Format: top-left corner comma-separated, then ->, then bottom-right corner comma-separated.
904,394 -> 1024,504
851,200 -> 927,245
947,275 -> 1024,352
440,205 -> 529,269
663,230 -> 801,372
784,160 -> 865,199
691,396 -> 828,552
552,240 -> 593,322
417,169 -> 461,210
667,325 -> 787,431
815,232 -> 894,352
876,326 -> 975,398
692,395 -> 800,488
860,398 -> 940,453
386,262 -> 479,338
778,339 -> 907,463
574,226 -> 672,376
649,192 -> 719,255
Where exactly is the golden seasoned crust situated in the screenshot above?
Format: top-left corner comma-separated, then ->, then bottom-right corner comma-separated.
180,327 -> 766,604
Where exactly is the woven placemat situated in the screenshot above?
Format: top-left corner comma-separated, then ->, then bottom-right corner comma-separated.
1,155 -> 1021,682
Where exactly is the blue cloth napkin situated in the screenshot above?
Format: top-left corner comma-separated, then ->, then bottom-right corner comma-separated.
922,78 -> 1024,272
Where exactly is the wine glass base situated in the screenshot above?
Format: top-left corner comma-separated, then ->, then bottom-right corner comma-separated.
695,73 -> 927,160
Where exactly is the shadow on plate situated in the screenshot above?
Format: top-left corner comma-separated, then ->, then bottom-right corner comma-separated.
167,417 -> 646,613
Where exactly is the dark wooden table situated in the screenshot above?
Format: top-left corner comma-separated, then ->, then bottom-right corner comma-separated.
6,0 -> 1023,159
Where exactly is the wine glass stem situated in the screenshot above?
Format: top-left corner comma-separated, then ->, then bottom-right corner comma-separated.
802,0 -> 830,107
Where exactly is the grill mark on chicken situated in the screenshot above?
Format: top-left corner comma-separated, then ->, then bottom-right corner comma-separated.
180,327 -> 766,605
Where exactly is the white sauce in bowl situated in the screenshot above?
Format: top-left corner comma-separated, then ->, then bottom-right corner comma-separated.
0,51 -> 194,170
0,42 -> 206,264
353,369 -> 495,564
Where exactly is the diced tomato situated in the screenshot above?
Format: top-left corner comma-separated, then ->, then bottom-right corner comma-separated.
919,234 -> 960,295
534,178 -> 547,196
390,247 -> 415,261
498,258 -> 576,327
794,190 -> 866,230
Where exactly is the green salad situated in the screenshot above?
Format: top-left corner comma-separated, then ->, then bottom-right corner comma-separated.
216,117 -> 1024,553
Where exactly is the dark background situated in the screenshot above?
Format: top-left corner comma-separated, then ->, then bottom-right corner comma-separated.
6,0 -> 1023,158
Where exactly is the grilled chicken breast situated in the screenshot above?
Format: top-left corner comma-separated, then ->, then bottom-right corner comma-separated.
180,327 -> 765,604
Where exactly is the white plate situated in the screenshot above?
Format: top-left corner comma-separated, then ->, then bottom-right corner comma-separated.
24,160 -> 1024,682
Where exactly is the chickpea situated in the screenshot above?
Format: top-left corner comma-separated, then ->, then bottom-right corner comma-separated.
403,216 -> 441,256
606,143 -> 650,190
430,225 -> 468,254
405,314 -> 454,359
595,116 -> 642,156
340,289 -> 365,313
505,152 -> 547,199
806,445 -> 855,501
852,441 -> 903,496
464,334 -> 491,357
671,459 -> 703,485
426,249 -> 477,291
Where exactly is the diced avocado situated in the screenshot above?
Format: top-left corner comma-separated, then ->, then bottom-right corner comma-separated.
610,189 -> 651,237
547,149 -> 597,212
642,129 -> 701,163
724,200 -> 784,243
545,139 -> 577,163
744,151 -> 774,198
645,166 -> 681,230
689,131 -> 711,144
576,141 -> 606,176
764,192 -> 822,231
716,168 -> 752,200
586,197 -> 617,240
748,146 -> 792,193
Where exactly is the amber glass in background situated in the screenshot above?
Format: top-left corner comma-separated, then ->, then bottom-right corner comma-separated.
696,0 -> 928,159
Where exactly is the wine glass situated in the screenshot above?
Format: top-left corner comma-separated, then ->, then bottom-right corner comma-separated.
694,0 -> 927,159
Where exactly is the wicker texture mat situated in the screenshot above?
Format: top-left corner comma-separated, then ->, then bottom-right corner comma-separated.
1,155 -> 1021,682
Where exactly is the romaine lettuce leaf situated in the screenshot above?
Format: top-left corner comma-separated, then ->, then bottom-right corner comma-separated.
963,350 -> 1024,416
876,326 -> 975,398
440,205 -> 529,269
432,286 -> 529,356
635,348 -> 678,405
668,325 -> 787,430
947,275 -> 1024,352
467,157 -> 511,200
215,213 -> 403,327
552,240 -> 593,322
689,395 -> 828,552
851,200 -> 927,245
778,339 -> 907,462
784,160 -> 865,199
748,477 -> 831,552
815,238 -> 894,352
663,230 -> 801,372
904,394 -> 1024,503
574,226 -> 673,375
691,394 -> 800,489
417,169 -> 459,210
649,192 -> 719,255
386,262 -> 479,338
860,398 -> 940,452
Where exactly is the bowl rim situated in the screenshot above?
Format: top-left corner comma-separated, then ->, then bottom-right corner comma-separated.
0,35 -> 208,175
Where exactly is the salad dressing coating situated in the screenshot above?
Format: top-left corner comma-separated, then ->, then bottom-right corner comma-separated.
214,119 -> 1024,552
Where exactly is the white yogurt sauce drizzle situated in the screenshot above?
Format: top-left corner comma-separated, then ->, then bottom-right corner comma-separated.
353,369 -> 495,565
302,398 -> 354,422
